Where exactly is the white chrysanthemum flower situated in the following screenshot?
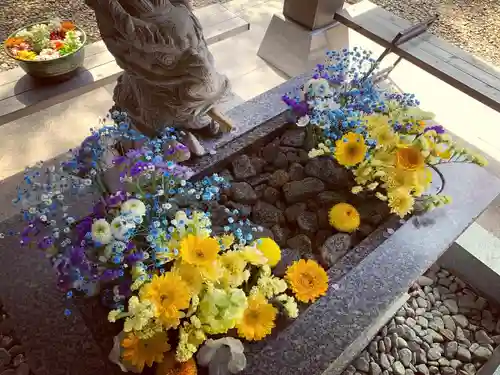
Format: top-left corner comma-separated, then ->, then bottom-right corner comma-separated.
39,48 -> 60,59
304,78 -> 333,98
121,198 -> 146,217
110,216 -> 134,241
91,219 -> 112,245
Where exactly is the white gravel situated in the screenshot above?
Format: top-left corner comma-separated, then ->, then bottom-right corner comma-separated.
347,0 -> 500,68
344,265 -> 500,375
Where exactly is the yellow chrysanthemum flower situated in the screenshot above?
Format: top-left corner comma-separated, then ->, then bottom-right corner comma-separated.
413,168 -> 433,197
140,273 -> 192,329
16,50 -> 37,61
255,237 -> 281,267
121,331 -> 170,372
241,246 -> 268,266
353,161 -> 374,185
180,234 -> 220,268
372,149 -> 396,165
370,125 -> 399,149
236,294 -> 277,341
388,187 -> 415,218
396,145 -> 425,171
363,113 -> 390,130
219,251 -> 248,288
383,167 -> 417,191
172,261 -> 204,295
218,233 -> 235,249
335,132 -> 368,167
285,259 -> 328,303
432,143 -> 453,160
328,203 -> 360,233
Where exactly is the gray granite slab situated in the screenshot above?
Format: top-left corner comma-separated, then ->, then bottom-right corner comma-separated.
240,162 -> 500,375
0,214 -> 121,375
0,69 -> 498,375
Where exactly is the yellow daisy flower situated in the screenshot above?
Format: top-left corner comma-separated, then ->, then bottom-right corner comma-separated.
180,234 -> 219,268
335,132 -> 368,167
396,145 -> 425,171
236,294 -> 277,341
285,259 -> 329,303
388,187 -> 415,217
255,238 -> 281,267
140,273 -> 192,329
121,331 -> 170,372
328,203 -> 360,233
172,261 -> 204,295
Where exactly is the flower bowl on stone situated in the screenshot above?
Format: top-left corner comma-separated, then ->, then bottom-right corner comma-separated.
3,18 -> 86,79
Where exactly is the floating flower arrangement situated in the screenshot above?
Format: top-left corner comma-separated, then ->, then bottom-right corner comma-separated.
4,18 -> 84,61
283,47 -> 488,218
12,113 -> 329,374
8,47 -> 490,374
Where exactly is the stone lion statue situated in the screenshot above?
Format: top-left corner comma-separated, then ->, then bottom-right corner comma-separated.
85,0 -> 234,157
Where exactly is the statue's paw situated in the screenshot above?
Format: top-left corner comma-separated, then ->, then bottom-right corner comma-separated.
208,108 -> 235,134
219,120 -> 234,133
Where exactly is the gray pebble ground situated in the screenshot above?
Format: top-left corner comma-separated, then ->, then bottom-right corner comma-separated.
344,265 -> 500,375
0,0 -> 499,72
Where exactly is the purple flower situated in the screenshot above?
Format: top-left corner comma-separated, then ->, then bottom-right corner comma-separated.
125,252 -> 143,264
125,149 -> 142,159
37,236 -> 54,250
69,246 -> 86,266
113,155 -> 127,165
425,125 -> 445,134
106,192 -> 126,208
100,269 -> 122,282
75,217 -> 93,242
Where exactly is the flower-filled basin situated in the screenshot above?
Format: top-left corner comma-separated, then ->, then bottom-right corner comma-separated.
3,18 -> 86,79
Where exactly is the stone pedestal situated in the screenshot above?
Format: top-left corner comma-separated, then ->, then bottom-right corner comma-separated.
283,0 -> 346,30
257,0 -> 348,77
257,13 -> 350,77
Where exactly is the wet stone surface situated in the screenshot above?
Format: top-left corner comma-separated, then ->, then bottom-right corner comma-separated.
344,266 -> 500,375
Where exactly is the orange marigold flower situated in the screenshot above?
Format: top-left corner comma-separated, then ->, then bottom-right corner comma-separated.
51,40 -> 65,50
396,146 -> 425,171
4,37 -> 25,48
61,21 -> 76,31
156,354 -> 197,375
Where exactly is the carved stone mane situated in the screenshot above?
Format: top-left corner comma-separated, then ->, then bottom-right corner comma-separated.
85,0 -> 230,136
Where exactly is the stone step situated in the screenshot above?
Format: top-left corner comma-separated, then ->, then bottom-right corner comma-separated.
0,3 -> 250,126
438,222 -> 500,305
